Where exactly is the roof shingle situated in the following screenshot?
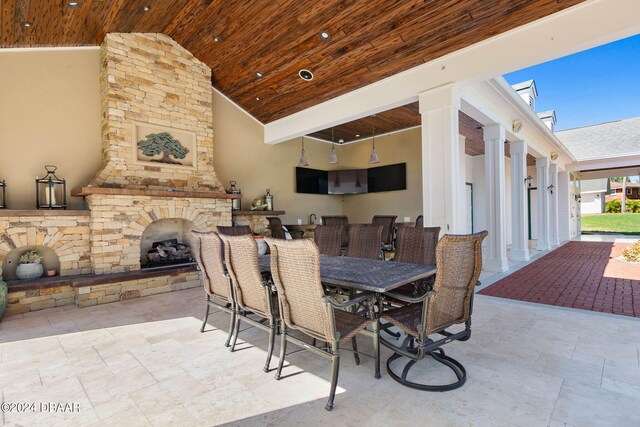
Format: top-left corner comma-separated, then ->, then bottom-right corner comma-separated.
556,116 -> 640,161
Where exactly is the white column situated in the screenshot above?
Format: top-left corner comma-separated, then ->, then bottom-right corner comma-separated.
419,84 -> 465,234
536,157 -> 551,251
459,135 -> 468,232
549,163 -> 560,247
509,140 -> 529,261
483,124 -> 508,272
557,171 -> 571,243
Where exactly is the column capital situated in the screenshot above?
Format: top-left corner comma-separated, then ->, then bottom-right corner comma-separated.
549,162 -> 559,173
509,140 -> 527,154
418,83 -> 461,113
536,157 -> 549,168
483,123 -> 505,142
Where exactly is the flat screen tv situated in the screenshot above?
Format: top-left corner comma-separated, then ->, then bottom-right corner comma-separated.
328,169 -> 368,194
368,163 -> 407,192
296,167 -> 328,194
295,163 -> 406,195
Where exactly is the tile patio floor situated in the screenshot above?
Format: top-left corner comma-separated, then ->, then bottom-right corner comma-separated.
2,279 -> 640,426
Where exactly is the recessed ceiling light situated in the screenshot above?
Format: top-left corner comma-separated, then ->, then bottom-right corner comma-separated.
22,21 -> 32,28
355,134 -> 360,137
299,69 -> 314,81
255,97 -> 260,101
64,1 -> 81,7
143,5 -> 150,11
255,72 -> 263,78
319,31 -> 330,41
338,139 -> 345,144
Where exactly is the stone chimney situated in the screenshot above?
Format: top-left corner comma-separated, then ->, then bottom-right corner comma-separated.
511,80 -> 538,110
537,110 -> 557,132
90,33 -> 222,192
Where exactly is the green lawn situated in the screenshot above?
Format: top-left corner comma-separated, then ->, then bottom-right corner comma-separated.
581,213 -> 640,235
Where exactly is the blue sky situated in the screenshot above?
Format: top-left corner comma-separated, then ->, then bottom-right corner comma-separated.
504,34 -> 640,132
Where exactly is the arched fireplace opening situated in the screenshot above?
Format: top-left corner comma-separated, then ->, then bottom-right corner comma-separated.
140,218 -> 197,269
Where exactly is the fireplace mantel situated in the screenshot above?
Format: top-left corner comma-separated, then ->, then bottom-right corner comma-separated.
71,186 -> 240,199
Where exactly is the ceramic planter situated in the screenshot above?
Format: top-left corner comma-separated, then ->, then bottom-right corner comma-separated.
16,263 -> 44,280
0,280 -> 7,319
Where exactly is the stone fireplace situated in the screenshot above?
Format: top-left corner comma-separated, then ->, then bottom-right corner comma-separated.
2,33 -> 236,316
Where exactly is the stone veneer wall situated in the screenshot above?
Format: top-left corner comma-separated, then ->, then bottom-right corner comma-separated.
92,33 -> 222,192
75,271 -> 199,308
5,270 -> 200,316
232,214 -> 270,235
88,194 -> 231,275
0,213 -> 92,279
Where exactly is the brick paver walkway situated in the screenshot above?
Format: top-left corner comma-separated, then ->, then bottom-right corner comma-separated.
479,241 -> 640,317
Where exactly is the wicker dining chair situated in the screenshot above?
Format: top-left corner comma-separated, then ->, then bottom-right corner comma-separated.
190,231 -> 236,346
314,225 -> 343,256
217,225 -> 252,236
346,224 -> 383,259
394,226 -> 441,265
264,237 -> 380,411
415,215 -> 424,228
321,215 -> 349,246
380,230 -> 488,391
380,226 -> 441,338
267,217 -> 286,239
372,215 -> 397,251
218,234 -> 278,372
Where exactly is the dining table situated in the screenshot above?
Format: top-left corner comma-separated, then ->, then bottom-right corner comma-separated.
258,254 -> 435,294
258,254 -> 435,379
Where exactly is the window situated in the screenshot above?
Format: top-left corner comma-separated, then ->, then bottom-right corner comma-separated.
627,188 -> 633,196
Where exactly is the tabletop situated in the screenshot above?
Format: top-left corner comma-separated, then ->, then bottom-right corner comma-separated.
259,255 -> 435,293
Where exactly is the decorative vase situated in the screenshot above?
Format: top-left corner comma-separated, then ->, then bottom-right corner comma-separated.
254,237 -> 268,256
16,263 -> 44,280
0,280 -> 7,319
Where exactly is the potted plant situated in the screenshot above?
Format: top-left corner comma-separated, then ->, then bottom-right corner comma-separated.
16,250 -> 44,280
0,279 -> 6,319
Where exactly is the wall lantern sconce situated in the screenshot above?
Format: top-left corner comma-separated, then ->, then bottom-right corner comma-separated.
524,175 -> 533,188
547,184 -> 555,195
36,165 -> 66,209
512,120 -> 523,133
575,194 -> 582,202
0,179 -> 6,208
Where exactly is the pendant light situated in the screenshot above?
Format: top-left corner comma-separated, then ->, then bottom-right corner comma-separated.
368,114 -> 380,164
329,128 -> 338,164
298,136 -> 309,166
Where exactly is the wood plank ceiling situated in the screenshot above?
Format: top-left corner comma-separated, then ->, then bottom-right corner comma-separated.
309,104 -> 536,165
1,0 -> 584,124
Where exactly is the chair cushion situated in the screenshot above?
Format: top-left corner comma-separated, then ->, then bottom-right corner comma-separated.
334,309 -> 370,343
381,303 -> 422,337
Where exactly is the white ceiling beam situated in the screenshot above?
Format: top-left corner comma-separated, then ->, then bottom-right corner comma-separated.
579,167 -> 640,180
567,154 -> 640,174
264,0 -> 640,144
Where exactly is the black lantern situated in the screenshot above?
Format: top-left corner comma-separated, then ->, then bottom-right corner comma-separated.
265,189 -> 273,211
36,165 -> 67,209
226,181 -> 241,211
0,180 -> 6,208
